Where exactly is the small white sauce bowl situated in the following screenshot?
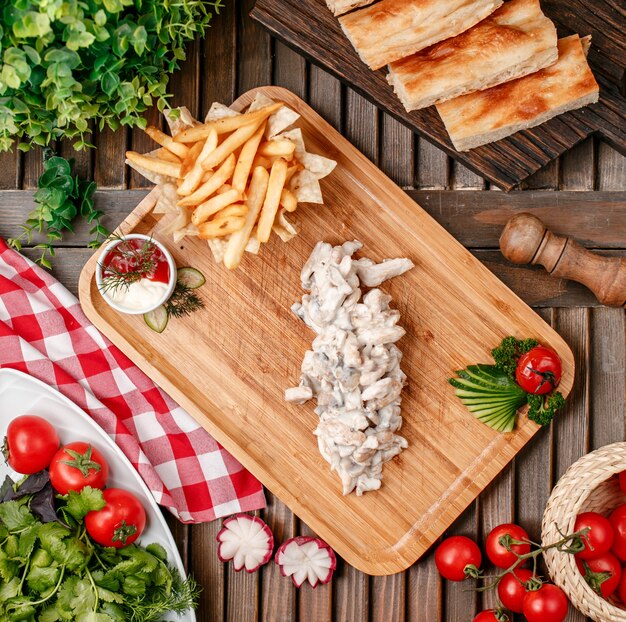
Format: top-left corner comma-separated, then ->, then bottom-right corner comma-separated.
95,234 -> 177,315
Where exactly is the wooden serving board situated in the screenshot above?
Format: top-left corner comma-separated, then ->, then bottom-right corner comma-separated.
250,0 -> 626,191
79,87 -> 574,575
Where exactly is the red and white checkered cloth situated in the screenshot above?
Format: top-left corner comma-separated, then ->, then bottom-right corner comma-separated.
0,238 -> 265,522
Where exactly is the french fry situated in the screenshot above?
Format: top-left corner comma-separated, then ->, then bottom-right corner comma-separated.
216,184 -> 234,195
280,188 -> 297,212
251,155 -> 272,170
191,188 -> 241,226
232,122 -> 266,194
125,151 -> 181,178
201,121 -> 263,171
180,142 -> 204,178
256,158 -> 288,243
178,129 -> 218,196
145,126 -> 189,159
155,148 -> 181,163
198,215 -> 246,239
174,103 -> 284,143
214,203 -> 249,219
177,154 -> 236,207
258,139 -> 295,158
224,166 -> 270,269
285,163 -> 303,183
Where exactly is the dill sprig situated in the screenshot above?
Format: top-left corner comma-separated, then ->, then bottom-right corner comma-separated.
164,283 -> 204,318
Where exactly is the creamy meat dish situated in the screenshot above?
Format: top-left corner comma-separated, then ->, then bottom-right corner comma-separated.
285,241 -> 414,496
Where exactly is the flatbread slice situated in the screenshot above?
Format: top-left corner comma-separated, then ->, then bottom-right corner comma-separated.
339,0 -> 503,70
387,0 -> 558,111
326,0 -> 376,17
437,35 -> 599,151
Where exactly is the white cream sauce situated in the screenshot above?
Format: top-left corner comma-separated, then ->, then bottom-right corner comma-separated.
105,278 -> 169,311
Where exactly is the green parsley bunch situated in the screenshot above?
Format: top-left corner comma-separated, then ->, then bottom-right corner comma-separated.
0,0 -> 222,152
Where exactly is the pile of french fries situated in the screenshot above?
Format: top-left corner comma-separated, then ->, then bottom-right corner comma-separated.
125,98 -> 334,270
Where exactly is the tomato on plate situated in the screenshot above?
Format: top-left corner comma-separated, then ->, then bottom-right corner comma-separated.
85,488 -> 146,548
49,441 -> 109,495
515,346 -> 562,395
577,552 -> 622,598
574,512 -> 614,560
486,523 -> 531,568
435,536 -> 482,581
4,415 -> 59,474
609,504 -> 626,561
497,568 -> 534,613
473,610 -> 507,622
522,583 -> 569,622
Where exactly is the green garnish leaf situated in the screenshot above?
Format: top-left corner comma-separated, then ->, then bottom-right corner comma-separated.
527,391 -> 565,426
0,500 -> 37,531
491,336 -> 538,379
64,487 -> 106,521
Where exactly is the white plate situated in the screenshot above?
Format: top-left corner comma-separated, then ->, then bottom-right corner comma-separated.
0,368 -> 196,622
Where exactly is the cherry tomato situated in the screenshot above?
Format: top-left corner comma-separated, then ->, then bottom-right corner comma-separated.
473,611 -> 502,622
485,523 -> 531,568
609,504 -> 626,561
576,552 -> 621,598
515,346 -> 562,395
4,415 -> 59,474
522,583 -> 569,622
619,472 -> 626,496
497,568 -> 534,613
574,512 -> 614,560
85,488 -> 146,548
49,441 -> 109,495
435,536 -> 482,581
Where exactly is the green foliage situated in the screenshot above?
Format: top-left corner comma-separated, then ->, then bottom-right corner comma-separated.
0,482 -> 199,621
0,0 -> 222,151
527,391 -> 565,426
8,150 -> 107,267
491,336 -> 539,380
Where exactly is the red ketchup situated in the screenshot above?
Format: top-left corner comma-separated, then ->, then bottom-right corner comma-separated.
103,239 -> 169,283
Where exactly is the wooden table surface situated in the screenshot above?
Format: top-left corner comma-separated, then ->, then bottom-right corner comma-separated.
0,1 -> 624,620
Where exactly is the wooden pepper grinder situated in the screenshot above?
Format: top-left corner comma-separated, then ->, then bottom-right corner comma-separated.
500,213 -> 626,308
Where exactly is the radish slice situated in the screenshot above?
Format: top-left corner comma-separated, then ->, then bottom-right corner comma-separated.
275,536 -> 337,588
216,514 -> 274,572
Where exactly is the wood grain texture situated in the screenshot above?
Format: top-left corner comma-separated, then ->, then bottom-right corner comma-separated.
249,0 -> 626,190
78,87 -> 575,575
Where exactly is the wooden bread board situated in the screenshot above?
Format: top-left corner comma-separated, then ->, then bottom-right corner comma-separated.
250,0 -> 626,191
79,87 -> 574,575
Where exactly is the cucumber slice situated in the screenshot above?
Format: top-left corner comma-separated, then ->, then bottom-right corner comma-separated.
456,370 -> 503,390
457,394 -> 522,405
177,267 -> 205,289
449,377 -> 514,394
144,305 -> 169,333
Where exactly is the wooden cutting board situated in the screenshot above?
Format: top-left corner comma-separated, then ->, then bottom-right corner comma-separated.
250,0 -> 626,191
79,87 -> 574,575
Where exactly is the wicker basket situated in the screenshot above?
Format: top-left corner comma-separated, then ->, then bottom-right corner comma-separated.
542,442 -> 626,622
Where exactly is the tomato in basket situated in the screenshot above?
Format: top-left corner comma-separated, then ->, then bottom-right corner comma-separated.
577,552 -> 622,598
574,512 -> 614,560
609,504 -> 626,561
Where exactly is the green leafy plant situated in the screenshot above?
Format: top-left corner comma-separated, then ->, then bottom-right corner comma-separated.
0,474 -> 200,621
0,0 -> 222,152
8,150 -> 107,268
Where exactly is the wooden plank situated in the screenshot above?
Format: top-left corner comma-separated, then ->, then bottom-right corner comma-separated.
190,519 -> 226,622
261,495 -> 296,622
450,160 -> 486,190
274,41 -> 307,98
19,248 -> 91,297
308,67 -> 342,132
380,115 -> 413,188
521,158 -> 559,190
344,89 -> 378,164
560,137 -> 595,190
168,37 -> 202,118
370,574 -> 405,622
77,89 -> 576,575
202,0 -> 237,107
59,136 -> 93,182
589,307 -> 625,449
0,147 -> 19,189
333,560 -> 369,621
9,189 -> 626,250
598,143 -> 626,190
94,125 -> 127,189
406,554 -> 441,622
416,139 -> 448,190
22,147 -> 46,189
226,568 -> 259,622
237,0 -> 272,94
